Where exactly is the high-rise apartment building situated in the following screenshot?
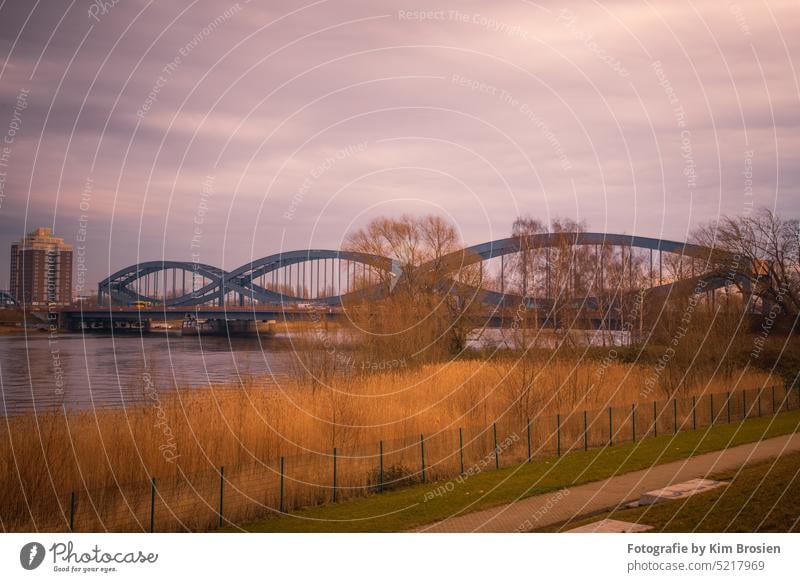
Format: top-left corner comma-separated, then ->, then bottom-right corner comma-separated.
9,227 -> 73,305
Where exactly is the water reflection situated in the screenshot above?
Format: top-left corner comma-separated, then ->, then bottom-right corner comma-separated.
0,332 -> 296,415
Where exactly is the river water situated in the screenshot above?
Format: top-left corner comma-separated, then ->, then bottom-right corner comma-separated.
0,331 -> 298,415
0,327 -> 629,415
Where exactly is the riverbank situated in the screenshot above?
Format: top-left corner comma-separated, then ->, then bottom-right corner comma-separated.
242,408 -> 800,532
0,358 -> 782,531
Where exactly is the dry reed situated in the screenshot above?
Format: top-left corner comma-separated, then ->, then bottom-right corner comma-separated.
0,359 -> 780,532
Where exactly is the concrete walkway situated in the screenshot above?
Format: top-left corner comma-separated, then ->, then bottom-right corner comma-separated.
415,432 -> 800,532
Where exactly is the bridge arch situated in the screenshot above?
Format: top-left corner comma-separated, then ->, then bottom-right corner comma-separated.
422,232 -> 746,308
98,251 -> 400,307
98,234 -> 753,309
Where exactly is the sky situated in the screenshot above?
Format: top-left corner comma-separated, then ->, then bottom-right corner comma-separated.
0,0 -> 798,291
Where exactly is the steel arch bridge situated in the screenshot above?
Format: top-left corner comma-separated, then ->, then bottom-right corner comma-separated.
97,233 -> 758,310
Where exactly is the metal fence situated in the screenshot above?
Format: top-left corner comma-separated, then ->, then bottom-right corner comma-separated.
7,384 -> 798,533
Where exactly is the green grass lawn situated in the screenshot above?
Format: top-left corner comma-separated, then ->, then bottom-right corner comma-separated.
545,450 -> 800,532
237,408 -> 800,533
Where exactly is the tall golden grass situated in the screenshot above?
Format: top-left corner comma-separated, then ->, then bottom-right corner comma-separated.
0,359 -> 781,532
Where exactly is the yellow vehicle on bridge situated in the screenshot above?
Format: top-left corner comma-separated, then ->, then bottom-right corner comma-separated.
132,300 -> 152,309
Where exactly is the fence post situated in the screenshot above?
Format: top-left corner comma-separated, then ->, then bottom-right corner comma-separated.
379,441 -> 384,493
332,447 -> 338,503
608,408 -> 613,447
150,477 -> 156,533
742,390 -> 747,419
653,401 -> 657,438
692,396 -> 697,430
218,466 -> 224,528
526,419 -> 532,462
727,392 -> 731,423
420,434 -> 426,484
493,423 -> 499,470
710,393 -> 714,425
772,385 -> 776,413
556,414 -> 561,457
631,405 -> 636,443
584,410 -> 589,450
280,456 -> 285,512
673,399 -> 678,434
69,491 -> 75,533
459,428 -> 465,474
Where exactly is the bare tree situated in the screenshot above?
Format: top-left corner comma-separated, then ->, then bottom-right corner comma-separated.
344,214 -> 482,364
543,218 -> 588,344
693,208 -> 799,317
509,216 -> 546,298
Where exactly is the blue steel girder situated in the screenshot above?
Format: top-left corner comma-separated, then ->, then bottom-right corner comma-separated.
428,232 -> 737,275
99,251 -> 401,306
98,234 -> 753,307
229,250 -> 400,305
101,260 -> 226,306
417,232 -> 741,308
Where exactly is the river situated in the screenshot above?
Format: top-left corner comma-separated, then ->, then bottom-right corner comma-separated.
0,327 -> 629,415
0,331 -> 298,415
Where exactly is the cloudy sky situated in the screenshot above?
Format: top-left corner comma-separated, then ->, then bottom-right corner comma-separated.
0,0 -> 798,289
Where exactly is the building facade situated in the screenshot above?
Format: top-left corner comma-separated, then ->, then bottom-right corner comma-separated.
9,227 -> 73,305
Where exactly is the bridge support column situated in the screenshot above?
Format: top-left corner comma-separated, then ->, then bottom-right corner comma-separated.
546,248 -> 550,300
500,254 -> 504,295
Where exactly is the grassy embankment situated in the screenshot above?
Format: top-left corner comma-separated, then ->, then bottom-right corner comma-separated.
543,449 -> 800,532
240,408 -> 800,532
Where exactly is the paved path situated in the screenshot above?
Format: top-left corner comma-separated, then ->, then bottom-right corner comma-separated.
415,432 -> 800,532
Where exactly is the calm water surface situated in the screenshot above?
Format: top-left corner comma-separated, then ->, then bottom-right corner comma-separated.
1,327 -> 629,415
0,331 -> 297,414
